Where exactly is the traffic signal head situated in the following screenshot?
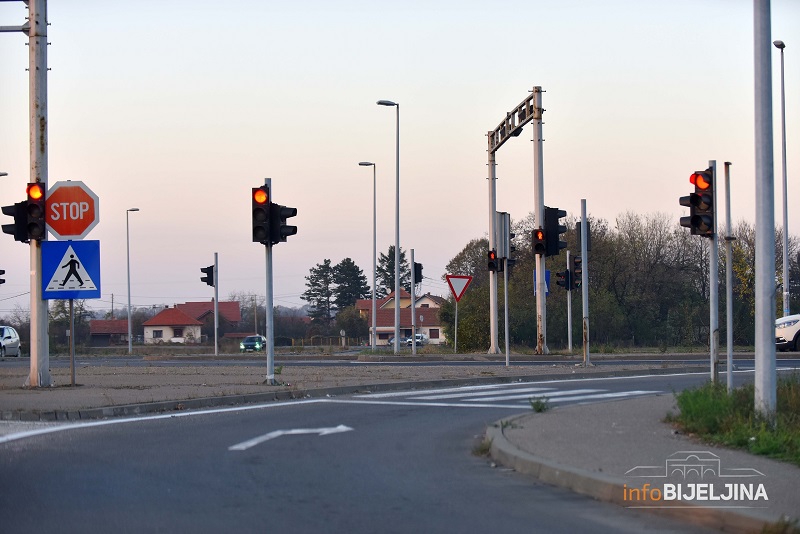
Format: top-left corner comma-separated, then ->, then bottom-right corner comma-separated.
0,269 -> 5,285
2,201 -> 28,243
413,262 -> 423,282
680,168 -> 714,237
572,256 -> 582,289
488,249 -> 498,272
269,204 -> 298,245
555,269 -> 571,291
26,183 -> 46,241
532,228 -> 546,256
252,186 -> 270,244
544,206 -> 567,257
200,265 -> 214,287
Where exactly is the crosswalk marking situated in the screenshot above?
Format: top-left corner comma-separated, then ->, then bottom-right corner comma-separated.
349,381 -> 663,409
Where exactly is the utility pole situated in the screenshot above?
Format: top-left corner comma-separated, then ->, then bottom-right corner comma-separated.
532,87 -> 547,354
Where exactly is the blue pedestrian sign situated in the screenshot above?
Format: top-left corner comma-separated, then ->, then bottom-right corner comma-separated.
42,240 -> 101,300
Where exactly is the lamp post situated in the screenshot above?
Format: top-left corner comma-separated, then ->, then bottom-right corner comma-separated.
359,161 -> 377,351
126,208 -> 139,354
377,99 -> 400,355
774,39 -> 790,316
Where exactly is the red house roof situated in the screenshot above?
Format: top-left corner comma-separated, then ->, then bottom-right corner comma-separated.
142,307 -> 203,327
177,301 -> 241,323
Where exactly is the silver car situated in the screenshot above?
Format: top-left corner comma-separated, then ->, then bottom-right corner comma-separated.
0,325 -> 21,357
776,314 -> 800,351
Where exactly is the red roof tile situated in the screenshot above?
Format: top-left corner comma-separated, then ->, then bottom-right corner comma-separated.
177,301 -> 242,323
89,319 -> 129,335
142,307 -> 203,327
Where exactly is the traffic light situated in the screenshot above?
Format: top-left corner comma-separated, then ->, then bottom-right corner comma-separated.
544,206 -> 567,257
26,183 -> 46,241
488,249 -> 498,272
572,256 -> 583,290
679,167 -> 714,238
413,262 -> 423,282
532,228 -> 546,256
200,265 -> 214,287
269,204 -> 298,245
252,186 -> 270,244
556,269 -> 571,291
2,201 -> 28,243
0,269 -> 5,285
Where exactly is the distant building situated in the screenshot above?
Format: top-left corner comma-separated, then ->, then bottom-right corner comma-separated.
355,290 -> 446,345
88,319 -> 130,347
142,307 -> 203,344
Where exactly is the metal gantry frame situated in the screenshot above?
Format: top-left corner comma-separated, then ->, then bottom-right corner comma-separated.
487,87 -> 546,354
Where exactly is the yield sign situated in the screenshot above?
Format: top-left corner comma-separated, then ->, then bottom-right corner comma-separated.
46,180 -> 100,239
446,275 -> 473,302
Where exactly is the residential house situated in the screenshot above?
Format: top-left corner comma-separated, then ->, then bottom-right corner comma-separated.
142,307 -> 203,344
356,290 -> 446,345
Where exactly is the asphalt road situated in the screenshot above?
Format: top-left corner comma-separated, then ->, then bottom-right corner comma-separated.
0,372 -> 736,533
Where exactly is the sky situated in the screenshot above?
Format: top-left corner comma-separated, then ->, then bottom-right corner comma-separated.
1,0 -> 799,317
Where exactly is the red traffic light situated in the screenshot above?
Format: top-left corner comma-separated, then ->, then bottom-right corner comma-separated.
690,171 -> 711,190
27,183 -> 45,200
253,188 -> 268,204
489,250 -> 497,260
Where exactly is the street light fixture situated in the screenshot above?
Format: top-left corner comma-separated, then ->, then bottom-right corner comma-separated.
774,40 -> 790,316
359,161 -> 378,351
126,208 -> 140,354
377,99 -> 400,355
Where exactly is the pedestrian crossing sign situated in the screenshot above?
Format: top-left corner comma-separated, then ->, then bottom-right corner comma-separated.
42,240 -> 101,300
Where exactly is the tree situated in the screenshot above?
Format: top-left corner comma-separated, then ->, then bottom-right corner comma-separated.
333,258 -> 370,309
443,237 -> 489,286
335,306 -> 369,339
376,245 -> 410,296
302,259 -> 336,328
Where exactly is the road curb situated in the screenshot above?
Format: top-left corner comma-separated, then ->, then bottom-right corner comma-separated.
486,414 -> 779,534
0,366 -> 707,422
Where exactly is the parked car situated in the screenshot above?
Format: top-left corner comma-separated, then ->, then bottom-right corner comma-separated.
406,334 -> 428,346
240,335 -> 267,353
0,325 -> 21,357
387,336 -> 410,346
776,314 -> 800,351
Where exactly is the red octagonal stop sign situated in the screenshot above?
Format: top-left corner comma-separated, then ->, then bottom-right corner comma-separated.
45,181 -> 100,239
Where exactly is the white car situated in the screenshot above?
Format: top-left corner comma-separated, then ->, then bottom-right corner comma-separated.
776,314 -> 800,351
0,325 -> 21,357
406,334 -> 428,346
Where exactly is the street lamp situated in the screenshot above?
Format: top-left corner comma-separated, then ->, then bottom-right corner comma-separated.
126,208 -> 140,354
377,99 -> 400,354
774,40 -> 790,316
359,161 -> 377,351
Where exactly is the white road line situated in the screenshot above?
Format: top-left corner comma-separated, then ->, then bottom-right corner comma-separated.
355,382 -> 526,399
412,387 -> 555,400
464,389 -> 603,402
229,424 -> 353,451
545,390 -> 661,403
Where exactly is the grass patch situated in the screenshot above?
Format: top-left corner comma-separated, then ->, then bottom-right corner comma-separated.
669,373 -> 800,467
472,437 -> 492,457
529,397 -> 550,413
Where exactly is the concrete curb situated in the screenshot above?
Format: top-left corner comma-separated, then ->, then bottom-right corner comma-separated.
0,366 -> 705,422
487,414 -> 780,534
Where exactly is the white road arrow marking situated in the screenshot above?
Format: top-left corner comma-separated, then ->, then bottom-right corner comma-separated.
228,424 -> 353,451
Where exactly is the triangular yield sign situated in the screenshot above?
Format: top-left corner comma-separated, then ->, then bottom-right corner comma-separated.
45,244 -> 98,292
446,275 -> 473,302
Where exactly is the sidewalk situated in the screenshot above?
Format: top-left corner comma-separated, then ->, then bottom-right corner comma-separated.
489,394 -> 800,534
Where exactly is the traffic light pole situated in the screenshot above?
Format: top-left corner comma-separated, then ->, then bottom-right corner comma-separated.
263,178 -> 276,385
411,248 -> 417,355
487,150 -> 500,354
724,162 -> 735,393
580,200 -> 590,366
566,250 -> 572,353
709,160 -> 720,383
213,252 -> 219,358
532,87 -> 548,355
28,0 -> 50,387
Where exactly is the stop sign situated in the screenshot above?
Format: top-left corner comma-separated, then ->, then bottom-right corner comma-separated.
45,181 -> 100,239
